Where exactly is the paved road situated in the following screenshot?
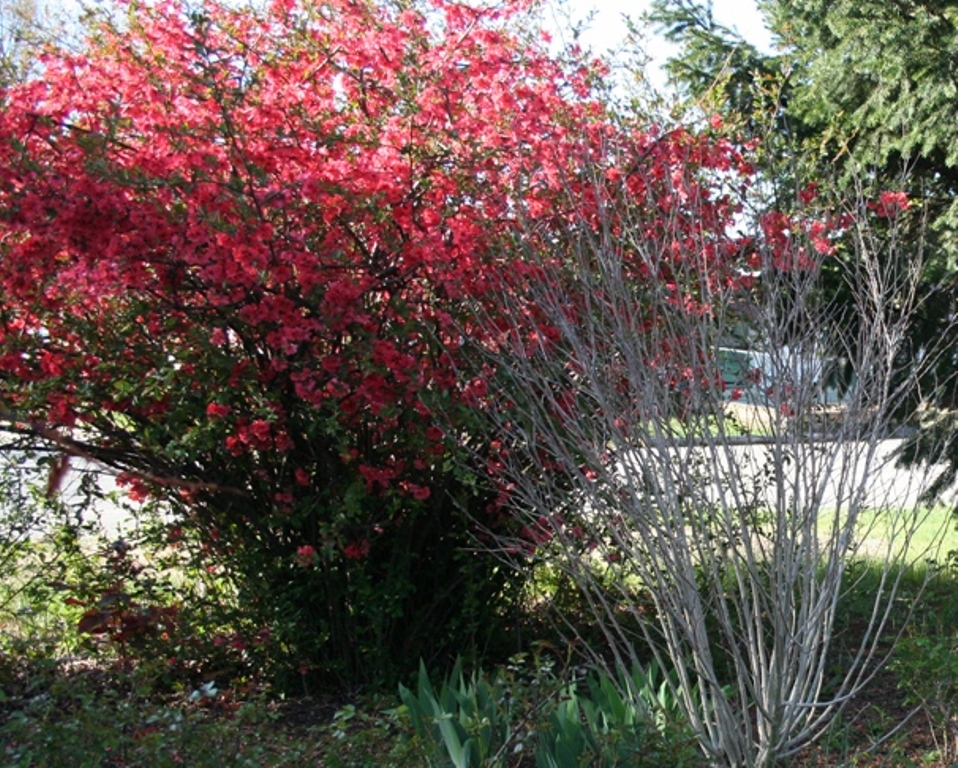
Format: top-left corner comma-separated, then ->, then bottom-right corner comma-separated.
704,438 -> 953,511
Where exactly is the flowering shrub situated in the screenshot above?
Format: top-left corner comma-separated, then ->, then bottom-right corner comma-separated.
0,0 -> 765,685
0,0 -> 601,684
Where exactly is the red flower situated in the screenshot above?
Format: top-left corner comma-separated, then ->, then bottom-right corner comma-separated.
798,183 -> 819,205
225,434 -> 245,456
343,539 -> 370,560
206,402 -> 230,418
249,419 -> 271,443
295,544 -> 317,567
871,191 -> 909,218
117,472 -> 150,502
401,481 -> 431,500
39,350 -> 66,376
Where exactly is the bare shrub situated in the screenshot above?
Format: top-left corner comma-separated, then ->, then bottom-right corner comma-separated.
458,146 -> 951,767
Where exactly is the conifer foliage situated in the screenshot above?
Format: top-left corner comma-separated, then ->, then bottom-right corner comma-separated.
653,0 -> 958,475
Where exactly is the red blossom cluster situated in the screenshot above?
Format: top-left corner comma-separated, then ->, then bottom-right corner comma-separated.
0,0 -> 760,568
871,190 -> 910,218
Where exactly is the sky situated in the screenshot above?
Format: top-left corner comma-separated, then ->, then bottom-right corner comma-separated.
560,0 -> 773,51
45,0 -> 774,91
544,0 -> 774,89
47,0 -> 773,53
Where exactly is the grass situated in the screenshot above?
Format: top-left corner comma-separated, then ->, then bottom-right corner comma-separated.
0,647 -> 704,767
0,648 -> 434,767
3,495 -> 958,766
819,505 -> 958,565
658,405 -> 776,439
6,560 -> 958,766
2,686 -> 315,767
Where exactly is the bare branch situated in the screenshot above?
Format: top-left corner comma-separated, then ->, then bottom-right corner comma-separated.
454,150 -> 953,767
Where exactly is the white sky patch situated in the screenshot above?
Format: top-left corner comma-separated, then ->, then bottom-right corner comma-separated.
542,0 -> 773,93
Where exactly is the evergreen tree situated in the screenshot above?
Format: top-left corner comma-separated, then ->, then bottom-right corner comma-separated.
652,0 -> 958,488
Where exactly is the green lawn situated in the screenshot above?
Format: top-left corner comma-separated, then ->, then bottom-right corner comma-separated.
819,505 -> 958,565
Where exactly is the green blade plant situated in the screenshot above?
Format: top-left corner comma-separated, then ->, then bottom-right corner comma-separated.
400,657 -> 699,768
399,659 -> 514,768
